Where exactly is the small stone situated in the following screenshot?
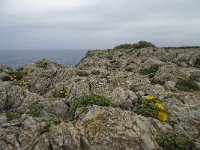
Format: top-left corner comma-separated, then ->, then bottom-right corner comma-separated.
136,91 -> 145,96
165,81 -> 176,90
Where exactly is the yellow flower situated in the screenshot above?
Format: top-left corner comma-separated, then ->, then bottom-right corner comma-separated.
145,95 -> 156,101
155,103 -> 165,110
155,99 -> 160,103
158,111 -> 168,122
10,77 -> 14,81
60,90 -> 64,94
22,82 -> 28,86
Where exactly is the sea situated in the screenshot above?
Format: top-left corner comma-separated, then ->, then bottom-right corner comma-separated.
0,49 -> 88,68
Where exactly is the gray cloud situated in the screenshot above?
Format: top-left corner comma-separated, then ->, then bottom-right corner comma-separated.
0,0 -> 200,49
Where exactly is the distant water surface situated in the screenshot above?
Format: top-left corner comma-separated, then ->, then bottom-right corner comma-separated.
0,50 -> 88,68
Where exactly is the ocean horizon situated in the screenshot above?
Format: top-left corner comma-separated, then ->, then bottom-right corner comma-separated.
0,49 -> 88,68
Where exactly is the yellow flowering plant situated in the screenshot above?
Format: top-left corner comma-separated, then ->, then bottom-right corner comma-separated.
53,89 -> 68,98
13,81 -> 30,87
158,112 -> 168,122
133,95 -> 169,122
1,71 -> 24,81
145,95 -> 157,101
154,102 -> 165,111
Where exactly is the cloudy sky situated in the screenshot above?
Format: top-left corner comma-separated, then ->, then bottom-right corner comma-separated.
0,0 -> 200,50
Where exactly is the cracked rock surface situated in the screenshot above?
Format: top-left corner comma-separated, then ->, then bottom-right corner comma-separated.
0,47 -> 200,149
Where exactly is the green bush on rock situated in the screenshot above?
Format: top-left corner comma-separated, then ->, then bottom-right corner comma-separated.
70,94 -> 112,119
28,102 -> 43,117
176,78 -> 199,91
140,64 -> 159,78
133,95 -> 169,122
114,41 -> 156,49
6,111 -> 22,121
156,132 -> 190,150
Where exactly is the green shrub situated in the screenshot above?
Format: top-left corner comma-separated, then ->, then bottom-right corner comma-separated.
70,94 -> 112,119
134,103 -> 159,118
176,78 -> 199,91
132,95 -> 169,122
140,64 -> 159,77
6,111 -> 22,121
132,41 -> 156,49
39,118 -> 61,135
114,43 -> 132,49
76,71 -> 89,77
114,41 -> 156,50
36,60 -> 48,69
29,102 -> 43,117
156,132 -> 190,150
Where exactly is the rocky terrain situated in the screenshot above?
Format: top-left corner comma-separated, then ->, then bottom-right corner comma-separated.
0,46 -> 200,150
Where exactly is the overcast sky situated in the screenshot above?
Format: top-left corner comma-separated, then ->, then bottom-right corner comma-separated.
0,0 -> 200,50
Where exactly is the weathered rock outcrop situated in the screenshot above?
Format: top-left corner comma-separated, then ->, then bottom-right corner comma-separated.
0,47 -> 200,149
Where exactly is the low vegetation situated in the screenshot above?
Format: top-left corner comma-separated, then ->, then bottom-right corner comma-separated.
28,102 -> 43,117
1,71 -> 24,81
133,95 -> 169,122
176,78 -> 199,91
156,132 -> 190,150
6,111 -> 22,121
140,64 -> 160,78
36,60 -> 48,69
114,41 -> 156,49
53,89 -> 68,98
70,94 -> 112,119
